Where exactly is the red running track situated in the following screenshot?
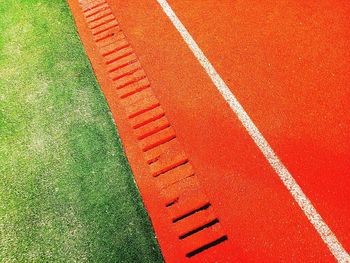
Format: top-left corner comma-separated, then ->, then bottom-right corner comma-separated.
69,0 -> 350,262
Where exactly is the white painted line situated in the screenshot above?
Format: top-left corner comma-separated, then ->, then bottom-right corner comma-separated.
156,0 -> 350,261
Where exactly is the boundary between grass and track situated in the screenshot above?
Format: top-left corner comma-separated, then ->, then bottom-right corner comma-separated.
156,0 -> 350,262
68,0 -> 234,261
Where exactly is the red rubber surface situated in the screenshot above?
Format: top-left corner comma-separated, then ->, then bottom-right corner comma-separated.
68,0 -> 349,262
68,0 -> 232,262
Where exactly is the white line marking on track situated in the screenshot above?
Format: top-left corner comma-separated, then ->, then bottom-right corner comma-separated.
156,0 -> 350,261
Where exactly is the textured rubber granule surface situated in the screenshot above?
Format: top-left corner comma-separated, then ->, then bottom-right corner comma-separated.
68,0 -> 350,262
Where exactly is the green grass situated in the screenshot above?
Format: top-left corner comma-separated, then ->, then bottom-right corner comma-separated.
0,1 -> 163,262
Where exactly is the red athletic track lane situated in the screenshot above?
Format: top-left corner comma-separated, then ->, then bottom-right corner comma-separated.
109,0 -> 349,261
69,0 -> 350,261
165,0 -> 350,256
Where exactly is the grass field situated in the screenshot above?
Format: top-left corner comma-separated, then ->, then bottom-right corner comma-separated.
0,1 -> 163,262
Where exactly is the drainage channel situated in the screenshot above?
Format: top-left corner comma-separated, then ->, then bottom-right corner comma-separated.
67,0 -> 233,261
